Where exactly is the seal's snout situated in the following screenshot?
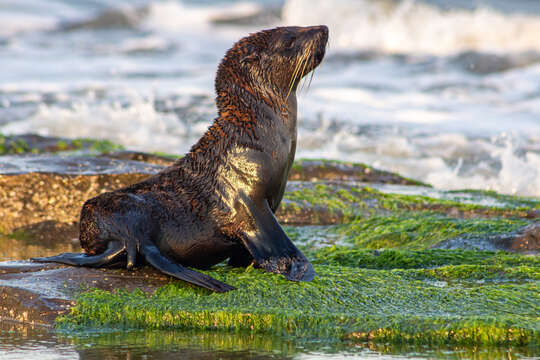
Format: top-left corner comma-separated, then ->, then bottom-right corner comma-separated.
312,25 -> 329,38
300,25 -> 328,43
305,25 -> 328,65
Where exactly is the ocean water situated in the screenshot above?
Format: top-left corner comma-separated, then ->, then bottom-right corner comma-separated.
1,0 -> 540,197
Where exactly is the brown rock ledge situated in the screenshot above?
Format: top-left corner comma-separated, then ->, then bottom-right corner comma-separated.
0,261 -> 170,326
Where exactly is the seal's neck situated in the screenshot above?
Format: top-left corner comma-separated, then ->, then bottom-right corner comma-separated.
283,92 -> 297,135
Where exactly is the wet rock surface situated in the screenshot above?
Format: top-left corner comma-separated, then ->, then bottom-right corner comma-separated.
436,223 -> 540,253
0,155 -> 425,234
101,150 -> 177,166
0,154 -> 162,175
289,159 -> 427,185
0,261 -> 169,326
0,155 -> 161,233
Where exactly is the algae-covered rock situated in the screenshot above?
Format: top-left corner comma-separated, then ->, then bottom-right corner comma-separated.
280,182 -> 539,224
2,247 -> 538,350
0,134 -> 123,155
302,213 -> 534,251
54,250 -> 539,347
0,136 -> 539,353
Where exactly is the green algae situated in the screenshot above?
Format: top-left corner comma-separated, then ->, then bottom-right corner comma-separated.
56,140 -> 69,151
398,264 -> 539,282
373,188 -> 536,215
150,151 -> 180,160
0,134 -> 124,155
311,248 -> 540,269
283,183 -> 535,221
0,135 -> 33,155
56,179 -> 539,348
328,213 -> 528,249
57,262 -> 539,347
284,184 -> 366,221
77,138 -> 124,153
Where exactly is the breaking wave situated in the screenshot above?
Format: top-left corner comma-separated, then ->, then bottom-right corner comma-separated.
283,0 -> 540,54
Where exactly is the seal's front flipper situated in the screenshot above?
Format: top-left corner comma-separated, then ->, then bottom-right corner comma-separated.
32,241 -> 126,268
140,242 -> 235,293
238,196 -> 315,282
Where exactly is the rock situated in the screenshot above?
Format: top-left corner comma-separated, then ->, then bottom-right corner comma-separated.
0,153 -> 537,254
0,150 -> 538,336
0,155 -> 162,233
511,223 -> 540,253
434,223 -> 540,254
0,154 -> 162,175
289,159 -> 428,186
102,150 -> 177,166
0,155 -> 424,234
0,261 -> 169,326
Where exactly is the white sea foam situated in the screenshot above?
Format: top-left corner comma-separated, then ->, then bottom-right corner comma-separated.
144,1 -> 262,31
297,129 -> 540,197
94,36 -> 171,54
282,0 -> 540,54
0,94 -> 189,153
425,142 -> 540,196
0,13 -> 56,37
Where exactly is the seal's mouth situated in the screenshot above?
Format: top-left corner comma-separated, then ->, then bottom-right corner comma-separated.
312,25 -> 328,65
315,47 -> 325,63
303,25 -> 328,69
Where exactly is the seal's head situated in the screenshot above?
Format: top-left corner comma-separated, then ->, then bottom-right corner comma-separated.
215,25 -> 328,103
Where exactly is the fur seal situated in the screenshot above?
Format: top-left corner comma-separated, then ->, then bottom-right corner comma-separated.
33,25 -> 329,292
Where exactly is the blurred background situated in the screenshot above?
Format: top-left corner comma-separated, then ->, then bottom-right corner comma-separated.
1,0 -> 539,197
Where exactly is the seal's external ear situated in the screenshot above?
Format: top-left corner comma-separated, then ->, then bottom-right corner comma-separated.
240,52 -> 259,64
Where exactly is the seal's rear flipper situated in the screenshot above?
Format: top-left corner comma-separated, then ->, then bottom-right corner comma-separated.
238,196 -> 315,282
140,242 -> 235,293
32,241 -> 126,268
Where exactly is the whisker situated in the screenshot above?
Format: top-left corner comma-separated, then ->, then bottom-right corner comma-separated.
307,68 -> 315,90
298,54 -> 310,93
288,56 -> 302,94
287,52 -> 307,98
